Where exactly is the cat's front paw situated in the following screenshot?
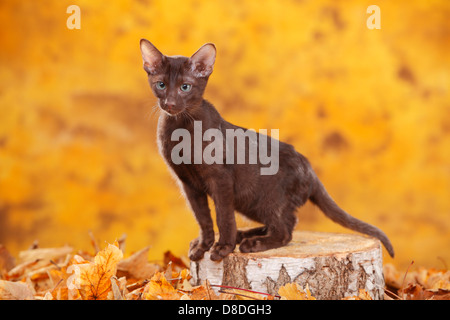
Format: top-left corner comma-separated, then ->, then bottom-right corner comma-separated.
209,242 -> 235,261
188,237 -> 213,261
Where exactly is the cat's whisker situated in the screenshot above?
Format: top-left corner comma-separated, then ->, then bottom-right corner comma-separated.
139,99 -> 161,121
144,105 -> 160,121
152,105 -> 160,116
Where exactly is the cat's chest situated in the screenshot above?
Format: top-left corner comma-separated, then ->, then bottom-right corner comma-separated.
157,119 -> 191,163
157,118 -> 206,187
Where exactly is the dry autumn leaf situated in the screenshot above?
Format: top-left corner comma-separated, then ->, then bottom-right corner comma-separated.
0,280 -> 34,300
0,245 -> 15,276
1,234 -> 449,300
164,250 -> 189,271
75,242 -> 123,300
400,284 -> 450,300
342,289 -> 373,300
109,276 -> 128,300
117,246 -> 160,280
142,271 -> 182,300
278,283 -> 316,300
18,246 -> 73,264
384,263 -> 450,300
427,271 -> 450,290
184,281 -> 218,300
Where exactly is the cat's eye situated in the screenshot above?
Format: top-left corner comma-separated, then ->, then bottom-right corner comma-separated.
156,81 -> 166,90
180,84 -> 192,92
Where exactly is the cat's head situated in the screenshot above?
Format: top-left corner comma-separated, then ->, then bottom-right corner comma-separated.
140,39 -> 216,116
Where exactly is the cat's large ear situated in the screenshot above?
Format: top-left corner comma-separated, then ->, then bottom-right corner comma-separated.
140,39 -> 164,75
189,43 -> 216,78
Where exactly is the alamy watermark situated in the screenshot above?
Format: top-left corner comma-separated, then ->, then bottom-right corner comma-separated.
170,121 -> 280,176
66,5 -> 380,31
66,5 -> 81,30
367,5 -> 381,29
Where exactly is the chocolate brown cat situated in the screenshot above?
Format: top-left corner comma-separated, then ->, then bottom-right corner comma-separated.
139,39 -> 394,261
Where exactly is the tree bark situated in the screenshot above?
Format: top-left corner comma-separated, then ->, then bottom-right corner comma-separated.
190,231 -> 386,300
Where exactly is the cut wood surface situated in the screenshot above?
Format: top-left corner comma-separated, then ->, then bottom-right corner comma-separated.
190,231 -> 386,300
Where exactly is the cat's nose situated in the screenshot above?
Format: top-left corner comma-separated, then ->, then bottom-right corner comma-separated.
166,104 -> 178,115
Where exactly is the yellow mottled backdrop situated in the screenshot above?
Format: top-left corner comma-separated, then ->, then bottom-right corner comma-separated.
0,0 -> 449,269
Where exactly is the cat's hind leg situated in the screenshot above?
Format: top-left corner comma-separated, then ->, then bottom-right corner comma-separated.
239,209 -> 296,253
236,226 -> 267,244
238,228 -> 292,253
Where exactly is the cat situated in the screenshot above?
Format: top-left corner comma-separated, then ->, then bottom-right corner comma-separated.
139,39 -> 395,261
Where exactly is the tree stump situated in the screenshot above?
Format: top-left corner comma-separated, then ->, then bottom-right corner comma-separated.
190,231 -> 386,300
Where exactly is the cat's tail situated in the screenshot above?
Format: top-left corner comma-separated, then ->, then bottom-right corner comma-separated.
309,175 -> 395,257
